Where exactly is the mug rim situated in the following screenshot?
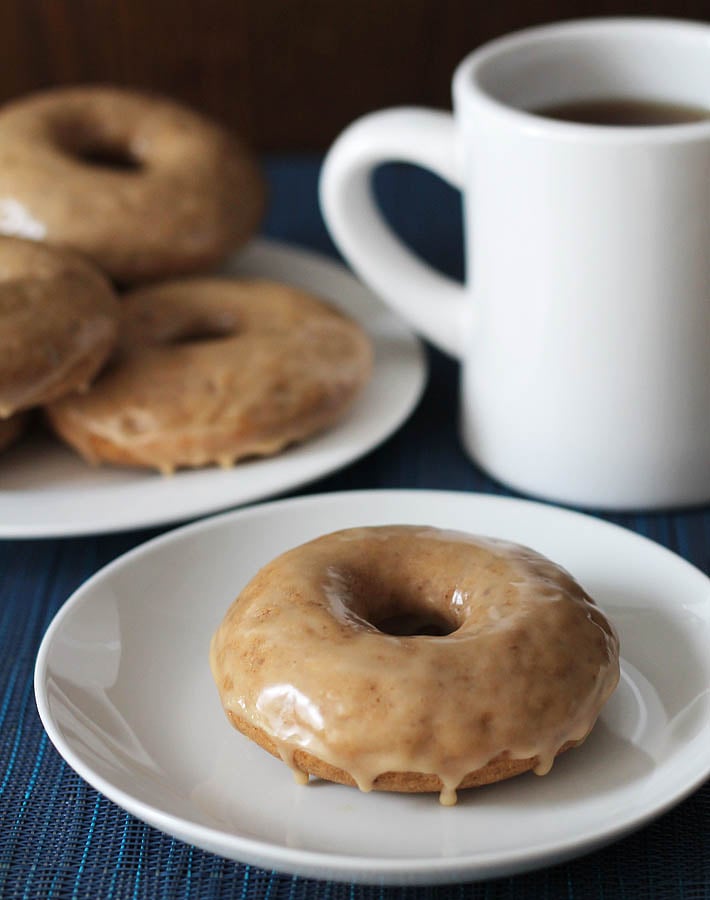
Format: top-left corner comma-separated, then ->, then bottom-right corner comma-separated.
453,17 -> 710,143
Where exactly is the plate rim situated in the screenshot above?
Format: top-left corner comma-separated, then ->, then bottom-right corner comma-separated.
34,488 -> 710,884
0,238 -> 426,539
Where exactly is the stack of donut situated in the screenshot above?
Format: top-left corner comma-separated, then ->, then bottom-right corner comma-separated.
0,87 -> 372,470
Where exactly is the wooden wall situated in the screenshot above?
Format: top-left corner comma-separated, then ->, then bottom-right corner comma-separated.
0,1 -> 706,150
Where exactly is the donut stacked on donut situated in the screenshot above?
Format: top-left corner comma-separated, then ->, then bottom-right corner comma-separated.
0,87 -> 265,284
0,87 -> 373,469
46,278 -> 373,473
210,526 -> 620,805
0,236 -> 120,423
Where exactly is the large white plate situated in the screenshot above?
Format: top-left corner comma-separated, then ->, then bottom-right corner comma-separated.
35,489 -> 710,885
0,240 -> 425,538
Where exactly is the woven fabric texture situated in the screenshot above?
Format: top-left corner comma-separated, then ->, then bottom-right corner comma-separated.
1,158 -> 708,899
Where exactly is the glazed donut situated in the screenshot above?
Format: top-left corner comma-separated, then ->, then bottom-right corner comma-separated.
46,278 -> 373,473
210,525 -> 620,805
0,86 -> 264,283
0,236 -> 119,418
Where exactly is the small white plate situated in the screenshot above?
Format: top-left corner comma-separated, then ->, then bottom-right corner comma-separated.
0,240 -> 425,538
35,489 -> 710,885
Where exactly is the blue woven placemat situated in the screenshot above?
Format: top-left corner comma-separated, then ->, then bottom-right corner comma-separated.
1,158 -> 709,899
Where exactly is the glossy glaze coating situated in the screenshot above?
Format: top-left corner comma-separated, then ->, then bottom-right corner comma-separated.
210,526 -> 620,804
0,86 -> 264,283
0,236 -> 119,417
46,278 -> 373,473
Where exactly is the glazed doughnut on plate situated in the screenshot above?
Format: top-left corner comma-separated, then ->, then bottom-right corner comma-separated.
46,277 -> 374,474
210,525 -> 620,805
0,236 -> 119,418
0,86 -> 265,283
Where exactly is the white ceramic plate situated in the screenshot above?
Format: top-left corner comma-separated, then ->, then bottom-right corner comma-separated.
35,489 -> 710,885
0,240 -> 425,538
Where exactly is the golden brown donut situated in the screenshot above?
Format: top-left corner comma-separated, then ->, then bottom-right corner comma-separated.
210,526 -> 620,805
0,86 -> 264,283
46,278 -> 373,473
0,237 -> 119,418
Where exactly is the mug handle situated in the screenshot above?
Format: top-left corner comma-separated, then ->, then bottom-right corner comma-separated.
319,108 -> 468,360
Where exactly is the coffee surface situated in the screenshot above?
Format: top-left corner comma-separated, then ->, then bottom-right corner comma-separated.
534,97 -> 710,126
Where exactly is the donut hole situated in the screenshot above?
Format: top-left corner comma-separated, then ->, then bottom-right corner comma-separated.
77,143 -> 142,172
162,313 -> 239,345
52,120 -> 143,172
333,569 -> 460,637
373,608 -> 458,637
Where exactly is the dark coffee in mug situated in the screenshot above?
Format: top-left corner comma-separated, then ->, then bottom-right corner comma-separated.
534,97 -> 710,125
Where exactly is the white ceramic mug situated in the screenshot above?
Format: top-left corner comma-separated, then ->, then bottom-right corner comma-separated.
320,18 -> 710,510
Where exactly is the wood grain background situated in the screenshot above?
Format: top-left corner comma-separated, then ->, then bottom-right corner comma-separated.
0,1 -> 706,150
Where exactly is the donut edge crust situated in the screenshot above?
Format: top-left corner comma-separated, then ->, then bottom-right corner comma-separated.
226,710 -> 581,794
31,337 -> 116,411
45,379 -> 368,472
